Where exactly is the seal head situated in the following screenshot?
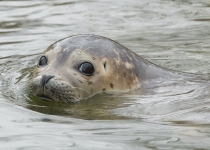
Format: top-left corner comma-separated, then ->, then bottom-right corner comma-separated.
31,35 -> 181,102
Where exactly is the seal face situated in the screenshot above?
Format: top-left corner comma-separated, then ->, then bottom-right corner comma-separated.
31,34 -> 184,103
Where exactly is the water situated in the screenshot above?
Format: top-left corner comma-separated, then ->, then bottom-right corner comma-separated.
1,0 -> 210,149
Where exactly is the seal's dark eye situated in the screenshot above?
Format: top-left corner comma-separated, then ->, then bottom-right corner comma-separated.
79,62 -> 94,76
38,56 -> 47,67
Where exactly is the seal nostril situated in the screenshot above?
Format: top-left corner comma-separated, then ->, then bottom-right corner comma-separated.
41,75 -> 55,87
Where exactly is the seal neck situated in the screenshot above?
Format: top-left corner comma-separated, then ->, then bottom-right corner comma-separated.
135,55 -> 197,82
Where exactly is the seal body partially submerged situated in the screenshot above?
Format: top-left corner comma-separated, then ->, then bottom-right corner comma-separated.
31,34 -> 195,103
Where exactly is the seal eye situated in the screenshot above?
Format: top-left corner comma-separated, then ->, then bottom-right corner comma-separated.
79,62 -> 94,76
38,56 -> 47,67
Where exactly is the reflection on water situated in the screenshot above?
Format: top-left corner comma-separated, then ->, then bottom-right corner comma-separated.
1,0 -> 210,149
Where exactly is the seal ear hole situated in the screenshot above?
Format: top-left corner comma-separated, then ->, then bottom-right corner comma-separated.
103,62 -> 106,71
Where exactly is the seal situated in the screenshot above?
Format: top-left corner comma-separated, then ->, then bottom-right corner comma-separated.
30,34 -> 197,103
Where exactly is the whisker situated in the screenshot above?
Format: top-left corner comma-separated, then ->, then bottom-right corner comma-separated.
71,87 -> 90,94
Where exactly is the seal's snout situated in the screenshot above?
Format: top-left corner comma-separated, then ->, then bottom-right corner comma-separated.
40,75 -> 54,86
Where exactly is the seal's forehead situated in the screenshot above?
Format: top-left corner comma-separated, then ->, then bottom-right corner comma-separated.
44,35 -> 134,65
45,35 -> 125,54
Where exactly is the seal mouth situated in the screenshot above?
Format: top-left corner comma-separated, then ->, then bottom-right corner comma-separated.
38,95 -> 54,101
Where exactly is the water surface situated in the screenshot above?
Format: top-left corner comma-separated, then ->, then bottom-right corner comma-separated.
1,0 -> 210,149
